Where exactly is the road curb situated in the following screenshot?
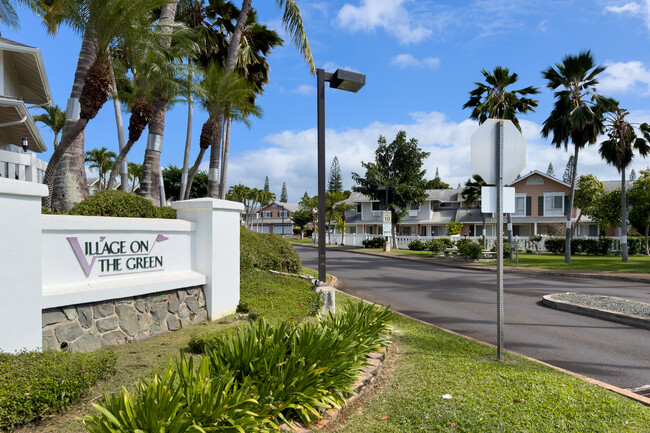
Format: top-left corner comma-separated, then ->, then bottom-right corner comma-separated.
542,293 -> 650,331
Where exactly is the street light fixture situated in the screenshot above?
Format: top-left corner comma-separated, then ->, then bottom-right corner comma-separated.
317,68 -> 365,284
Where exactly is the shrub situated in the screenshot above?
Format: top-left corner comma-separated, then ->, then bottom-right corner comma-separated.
544,237 -> 564,254
446,221 -> 463,235
408,239 -> 425,251
68,190 -> 161,218
240,228 -> 301,273
362,237 -> 385,248
490,241 -> 512,258
0,349 -> 116,429
457,240 -> 483,259
293,227 -> 301,235
155,206 -> 177,219
627,237 -> 642,255
425,239 -> 446,254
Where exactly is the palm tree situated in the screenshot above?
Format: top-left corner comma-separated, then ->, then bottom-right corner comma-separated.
85,147 -> 117,189
106,37 -> 190,191
138,1 -> 182,206
462,174 -> 488,248
541,51 -> 607,263
463,66 -> 539,132
33,105 -> 65,149
598,98 -> 650,262
128,162 -> 142,192
41,0 -> 167,210
184,63 -> 260,199
218,0 -> 314,199
463,66 -> 539,247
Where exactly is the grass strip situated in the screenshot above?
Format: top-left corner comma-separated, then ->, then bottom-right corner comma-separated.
475,252 -> 650,274
332,293 -> 650,433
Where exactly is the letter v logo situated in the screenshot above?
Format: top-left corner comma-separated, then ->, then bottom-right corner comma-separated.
67,237 -> 97,277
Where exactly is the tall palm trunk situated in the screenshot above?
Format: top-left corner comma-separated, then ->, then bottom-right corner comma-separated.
138,1 -> 178,205
219,116 -> 232,199
45,32 -> 96,209
186,117 -> 221,199
110,62 -> 128,191
180,61 -> 193,200
565,146 -> 580,263
481,212 -> 487,249
621,167 -> 628,262
207,115 -> 224,198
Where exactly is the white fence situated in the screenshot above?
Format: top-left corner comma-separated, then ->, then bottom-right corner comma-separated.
314,233 -> 626,252
0,148 -> 47,183
0,177 -> 244,353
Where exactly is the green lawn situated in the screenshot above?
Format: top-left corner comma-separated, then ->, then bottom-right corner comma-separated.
333,293 -> 650,432
478,252 -> 650,274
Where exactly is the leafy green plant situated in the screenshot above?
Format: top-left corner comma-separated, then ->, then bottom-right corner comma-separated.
240,228 -> 301,273
458,240 -> 483,259
544,237 -> 565,254
362,237 -> 385,248
407,239 -> 425,251
424,238 -> 445,254
446,221 -> 463,235
627,237 -> 642,255
0,349 -> 116,429
68,190 -> 175,218
155,206 -> 177,219
490,241 -> 512,258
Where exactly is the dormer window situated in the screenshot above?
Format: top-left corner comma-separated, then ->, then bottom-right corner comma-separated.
526,175 -> 544,185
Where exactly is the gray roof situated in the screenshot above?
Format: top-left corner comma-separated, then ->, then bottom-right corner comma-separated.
275,202 -> 300,212
429,209 -> 456,224
341,189 -> 462,204
602,181 -> 631,192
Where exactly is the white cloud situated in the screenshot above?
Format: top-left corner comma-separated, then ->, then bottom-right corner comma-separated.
598,60 -> 650,95
605,2 -> 642,14
538,19 -> 549,32
390,54 -> 440,69
604,1 -> 650,30
215,112 -> 648,203
336,0 -> 432,44
293,84 -> 315,96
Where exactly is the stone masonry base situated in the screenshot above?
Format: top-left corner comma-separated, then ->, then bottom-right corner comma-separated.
41,286 -> 208,352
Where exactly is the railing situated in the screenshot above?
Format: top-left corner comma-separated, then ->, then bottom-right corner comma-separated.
0,148 -> 47,183
313,233 -> 627,253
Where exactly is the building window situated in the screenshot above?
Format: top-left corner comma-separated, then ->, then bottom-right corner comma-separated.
356,204 -> 362,213
514,194 -> 526,217
263,211 -> 272,218
526,175 -> 544,185
371,201 -> 386,211
409,204 -> 419,216
544,193 -> 564,216
439,202 -> 453,208
278,211 -> 288,218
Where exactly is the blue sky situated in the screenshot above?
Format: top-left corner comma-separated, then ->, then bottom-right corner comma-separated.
7,0 -> 650,202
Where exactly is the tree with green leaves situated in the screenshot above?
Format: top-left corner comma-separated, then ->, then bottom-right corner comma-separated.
629,169 -> 636,182
264,175 -> 270,192
573,174 -> 605,236
325,190 -> 353,244
462,174 -> 488,248
328,156 -> 343,192
588,189 -> 622,235
598,99 -> 650,261
563,155 -> 575,184
463,65 -> 539,246
128,162 -> 142,192
42,0 -> 168,210
162,164 -> 208,200
546,162 -> 555,178
280,182 -> 288,202
541,51 -> 607,263
292,208 -> 311,239
463,66 -> 539,132
85,147 -> 117,189
628,170 -> 650,255
33,105 -> 65,149
352,131 -> 430,248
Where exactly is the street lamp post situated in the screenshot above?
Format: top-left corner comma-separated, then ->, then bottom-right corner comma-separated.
317,68 -> 365,284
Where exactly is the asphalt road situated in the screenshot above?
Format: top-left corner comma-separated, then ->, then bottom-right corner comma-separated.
296,245 -> 650,390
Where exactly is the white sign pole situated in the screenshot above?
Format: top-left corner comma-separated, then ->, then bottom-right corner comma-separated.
496,121 -> 504,360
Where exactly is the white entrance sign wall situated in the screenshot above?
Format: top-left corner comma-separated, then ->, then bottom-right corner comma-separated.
41,216 -> 204,308
0,183 -> 244,353
173,198 -> 244,321
481,187 -> 515,214
0,178 -> 47,352
470,119 -> 526,185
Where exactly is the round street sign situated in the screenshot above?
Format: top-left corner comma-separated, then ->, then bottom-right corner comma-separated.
470,119 -> 526,185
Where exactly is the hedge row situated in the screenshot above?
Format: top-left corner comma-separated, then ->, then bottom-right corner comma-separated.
240,227 -> 301,273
